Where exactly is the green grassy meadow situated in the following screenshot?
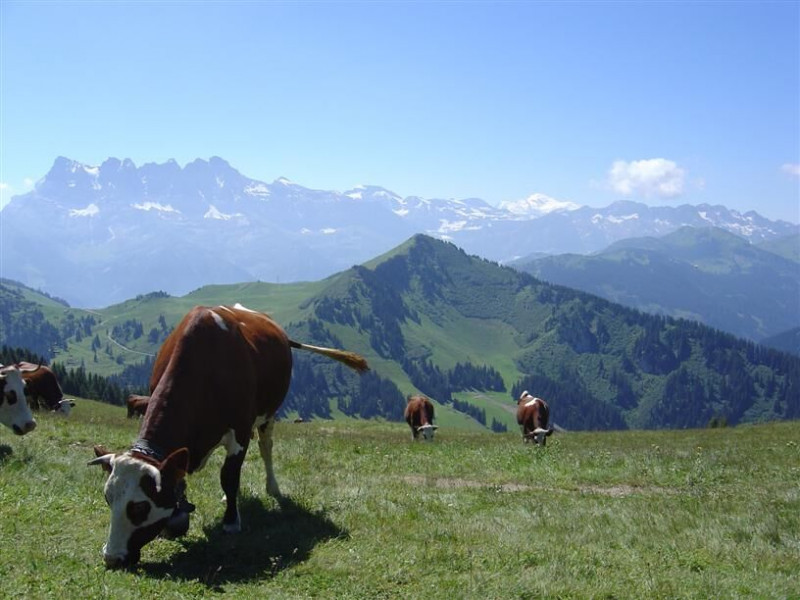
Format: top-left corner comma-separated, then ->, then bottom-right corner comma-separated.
1,399 -> 798,599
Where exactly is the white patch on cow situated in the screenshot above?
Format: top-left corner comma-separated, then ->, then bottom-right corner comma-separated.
196,428 -> 244,472
221,429 -> 244,457
209,310 -> 229,332
101,454 -> 173,564
525,397 -> 541,407
0,367 -> 36,434
233,302 -> 258,313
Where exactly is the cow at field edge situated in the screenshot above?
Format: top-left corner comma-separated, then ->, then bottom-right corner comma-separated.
89,303 -> 369,569
404,395 -> 438,441
0,364 -> 39,435
126,394 -> 149,418
516,391 -> 553,446
17,361 -> 76,415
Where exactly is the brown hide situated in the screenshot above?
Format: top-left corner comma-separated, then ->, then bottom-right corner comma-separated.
18,361 -> 64,411
126,394 -> 150,418
404,395 -> 436,439
141,305 -> 294,473
516,393 -> 553,445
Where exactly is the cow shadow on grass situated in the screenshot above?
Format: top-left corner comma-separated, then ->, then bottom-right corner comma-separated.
140,494 -> 348,588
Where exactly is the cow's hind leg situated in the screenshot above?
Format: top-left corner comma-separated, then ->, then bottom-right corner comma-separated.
257,417 -> 281,497
220,430 -> 249,533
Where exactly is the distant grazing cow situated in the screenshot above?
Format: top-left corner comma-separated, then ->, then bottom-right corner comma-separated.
126,394 -> 149,418
17,361 -> 76,415
89,303 -> 369,569
404,395 -> 438,441
516,391 -> 553,446
0,364 -> 39,435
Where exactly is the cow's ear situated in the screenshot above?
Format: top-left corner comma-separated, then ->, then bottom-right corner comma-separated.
162,447 -> 189,480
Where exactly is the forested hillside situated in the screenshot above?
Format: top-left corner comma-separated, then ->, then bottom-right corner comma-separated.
512,227 -> 800,342
1,235 -> 797,431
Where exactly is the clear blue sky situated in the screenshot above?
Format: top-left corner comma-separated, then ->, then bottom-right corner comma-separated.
1,1 -> 798,222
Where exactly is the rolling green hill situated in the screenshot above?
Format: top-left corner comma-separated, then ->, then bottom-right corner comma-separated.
1,235 -> 798,431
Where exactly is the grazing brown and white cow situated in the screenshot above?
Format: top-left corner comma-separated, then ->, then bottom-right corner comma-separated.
126,394 -> 149,418
89,303 -> 368,569
17,361 -> 76,415
516,391 -> 554,446
0,364 -> 39,435
404,395 -> 438,441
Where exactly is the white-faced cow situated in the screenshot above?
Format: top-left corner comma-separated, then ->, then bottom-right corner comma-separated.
404,395 -> 438,441
516,391 -> 553,446
126,394 -> 149,419
17,361 -> 76,415
89,304 -> 368,569
0,364 -> 39,435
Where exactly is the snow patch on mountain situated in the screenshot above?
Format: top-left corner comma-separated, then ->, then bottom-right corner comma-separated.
204,205 -> 242,220
69,203 -> 100,217
500,193 -> 579,217
133,201 -> 179,213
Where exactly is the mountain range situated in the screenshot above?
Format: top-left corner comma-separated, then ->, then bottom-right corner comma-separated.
2,156 -> 797,308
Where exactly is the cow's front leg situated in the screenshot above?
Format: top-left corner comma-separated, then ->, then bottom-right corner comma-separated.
220,431 -> 249,533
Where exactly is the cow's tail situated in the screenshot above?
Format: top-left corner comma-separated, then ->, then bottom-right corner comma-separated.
289,340 -> 369,374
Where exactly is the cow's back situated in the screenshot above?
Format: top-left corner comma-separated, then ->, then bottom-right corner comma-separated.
405,396 -> 434,427
142,306 -> 292,472
517,397 -> 549,430
19,362 -> 63,410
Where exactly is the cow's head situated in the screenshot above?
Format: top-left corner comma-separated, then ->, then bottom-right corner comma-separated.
88,446 -> 190,568
0,365 -> 38,435
416,423 -> 438,441
56,399 -> 76,416
529,426 -> 554,447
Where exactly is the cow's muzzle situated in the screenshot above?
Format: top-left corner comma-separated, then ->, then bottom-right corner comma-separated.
12,420 -> 36,435
103,548 -> 140,570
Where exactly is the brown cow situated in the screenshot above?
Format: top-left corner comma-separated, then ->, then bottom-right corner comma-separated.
89,303 -> 368,568
17,361 -> 76,415
126,394 -> 149,418
516,391 -> 553,446
404,395 -> 438,441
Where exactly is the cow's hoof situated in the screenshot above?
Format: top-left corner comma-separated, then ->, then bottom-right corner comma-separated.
222,518 -> 241,534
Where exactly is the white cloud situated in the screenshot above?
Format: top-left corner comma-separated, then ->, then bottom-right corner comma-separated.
608,158 -> 685,198
781,163 -> 800,177
23,178 -> 34,188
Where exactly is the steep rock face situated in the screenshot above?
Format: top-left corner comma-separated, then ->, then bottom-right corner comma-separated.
2,156 -> 797,307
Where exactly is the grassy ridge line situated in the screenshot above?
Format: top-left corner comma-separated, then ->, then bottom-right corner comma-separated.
1,399 -> 798,598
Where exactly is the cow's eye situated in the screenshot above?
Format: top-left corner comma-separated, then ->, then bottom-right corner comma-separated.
127,501 -> 151,525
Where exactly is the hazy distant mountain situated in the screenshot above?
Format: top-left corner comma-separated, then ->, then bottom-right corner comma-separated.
760,327 -> 800,357
2,156 -> 796,307
512,227 -> 800,342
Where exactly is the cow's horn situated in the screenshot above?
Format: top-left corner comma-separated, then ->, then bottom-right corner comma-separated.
88,454 -> 113,467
